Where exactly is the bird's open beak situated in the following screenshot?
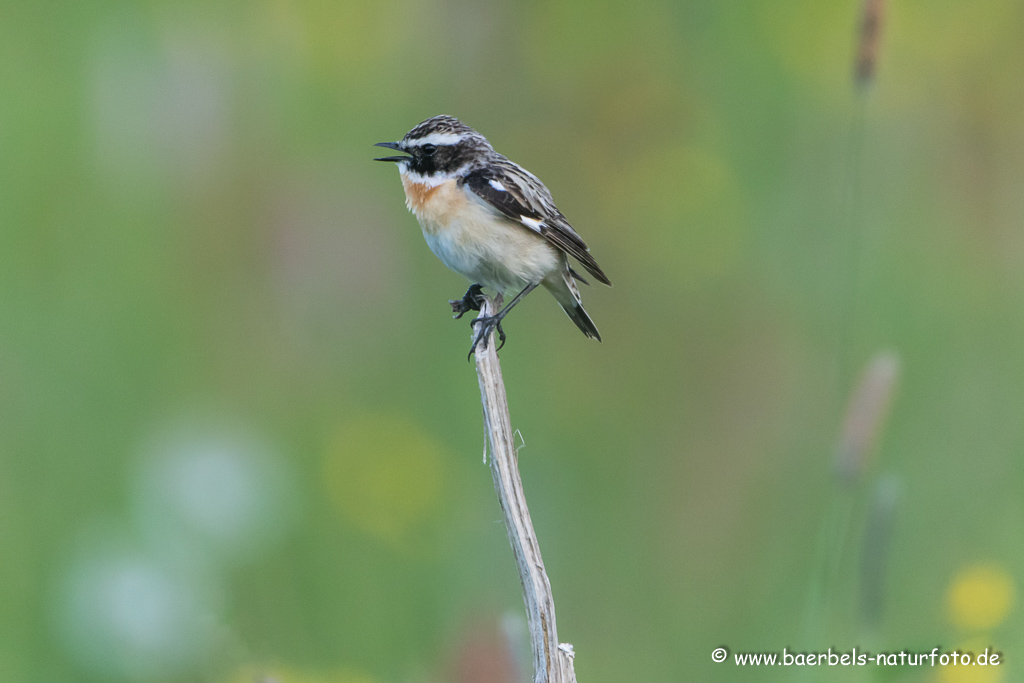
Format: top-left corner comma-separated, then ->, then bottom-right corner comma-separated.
374,141 -> 413,163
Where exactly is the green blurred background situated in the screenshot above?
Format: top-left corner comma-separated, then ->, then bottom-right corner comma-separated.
2,0 -> 1022,681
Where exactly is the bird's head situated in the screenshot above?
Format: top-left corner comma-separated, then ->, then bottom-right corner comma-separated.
375,115 -> 493,182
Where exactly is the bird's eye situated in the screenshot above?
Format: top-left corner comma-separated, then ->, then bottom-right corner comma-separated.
421,144 -> 438,156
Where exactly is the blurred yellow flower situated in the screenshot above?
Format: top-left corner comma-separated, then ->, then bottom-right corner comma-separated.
936,640 -> 1004,683
226,664 -> 377,683
947,565 -> 1016,632
324,414 -> 445,544
937,663 -> 1003,683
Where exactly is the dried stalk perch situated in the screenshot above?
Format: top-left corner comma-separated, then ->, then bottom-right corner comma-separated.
471,295 -> 578,683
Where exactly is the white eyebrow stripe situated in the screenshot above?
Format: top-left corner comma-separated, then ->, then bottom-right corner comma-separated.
520,216 -> 544,232
405,132 -> 467,146
488,179 -> 507,192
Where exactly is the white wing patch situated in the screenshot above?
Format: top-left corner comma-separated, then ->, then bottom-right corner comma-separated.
520,216 -> 544,233
488,179 -> 507,192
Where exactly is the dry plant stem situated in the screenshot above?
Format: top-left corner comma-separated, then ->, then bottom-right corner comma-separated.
472,295 -> 578,683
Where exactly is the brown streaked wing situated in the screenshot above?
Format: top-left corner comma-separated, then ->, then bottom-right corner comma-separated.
462,164 -> 611,286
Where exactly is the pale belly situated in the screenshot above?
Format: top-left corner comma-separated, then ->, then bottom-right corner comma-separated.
402,175 -> 561,294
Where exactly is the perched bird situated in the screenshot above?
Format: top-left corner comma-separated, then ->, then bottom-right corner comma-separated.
375,115 -> 610,356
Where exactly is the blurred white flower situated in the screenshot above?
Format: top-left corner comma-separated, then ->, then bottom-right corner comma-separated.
53,416 -> 293,678
134,420 -> 297,565
55,544 -> 216,679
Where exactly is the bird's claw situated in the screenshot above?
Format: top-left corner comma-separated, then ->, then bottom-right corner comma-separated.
467,315 -> 506,359
450,284 -> 486,319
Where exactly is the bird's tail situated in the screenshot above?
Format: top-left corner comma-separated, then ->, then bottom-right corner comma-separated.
543,269 -> 601,341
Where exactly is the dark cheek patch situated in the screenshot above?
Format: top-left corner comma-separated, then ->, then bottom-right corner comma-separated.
410,155 -> 436,176
409,146 -> 463,176
433,147 -> 460,174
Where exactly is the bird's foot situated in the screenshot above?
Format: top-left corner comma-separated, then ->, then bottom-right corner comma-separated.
468,315 -> 507,359
450,283 -> 486,319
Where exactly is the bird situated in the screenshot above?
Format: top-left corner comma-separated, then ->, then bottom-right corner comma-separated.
374,115 -> 610,357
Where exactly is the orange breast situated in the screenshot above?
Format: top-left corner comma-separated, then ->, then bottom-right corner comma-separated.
401,178 -> 443,212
